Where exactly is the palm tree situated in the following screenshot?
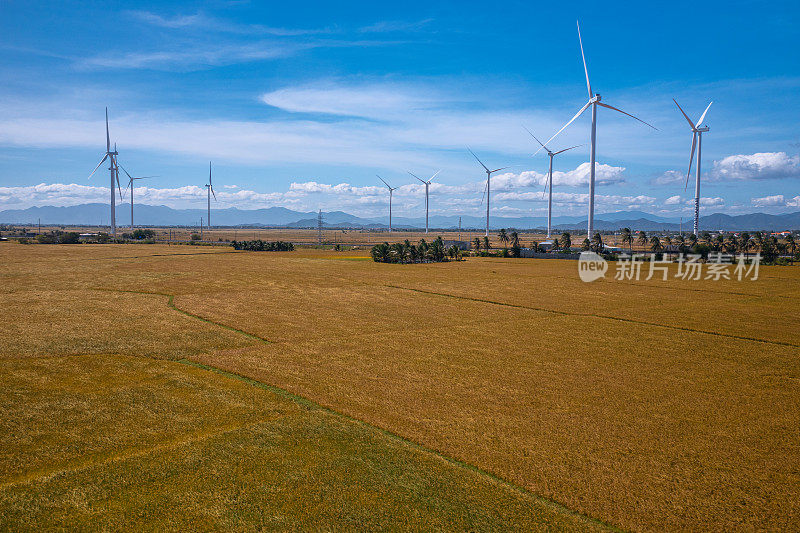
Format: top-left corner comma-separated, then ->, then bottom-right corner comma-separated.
498,228 -> 509,247
560,232 -> 572,252
688,233 -> 698,246
785,233 -> 796,258
663,235 -> 673,260
473,237 -> 481,253
649,235 -> 663,253
714,234 -> 724,252
582,238 -> 591,251
483,236 -> 490,253
724,234 -> 737,254
510,231 -> 521,257
700,231 -> 712,246
738,232 -> 751,257
637,231 -> 648,250
592,232 -> 603,252
621,227 -> 633,252
370,242 -> 391,262
551,238 -> 561,252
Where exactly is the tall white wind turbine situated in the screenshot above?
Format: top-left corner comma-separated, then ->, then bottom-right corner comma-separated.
408,170 -> 440,234
87,108 -> 123,237
467,148 -> 509,237
120,166 -> 155,229
674,99 -> 712,236
524,127 -> 581,240
541,21 -> 657,240
377,175 -> 397,232
205,161 -> 217,229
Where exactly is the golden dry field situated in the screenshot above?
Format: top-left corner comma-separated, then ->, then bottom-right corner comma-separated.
1,241 -> 798,531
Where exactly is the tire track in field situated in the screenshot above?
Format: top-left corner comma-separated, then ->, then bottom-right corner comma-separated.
93,288 -> 272,344
386,285 -> 800,348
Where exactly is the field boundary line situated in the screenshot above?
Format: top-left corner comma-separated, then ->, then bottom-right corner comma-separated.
93,288 -> 271,343
385,285 -> 800,348
0,416 -> 282,491
180,359 -> 622,532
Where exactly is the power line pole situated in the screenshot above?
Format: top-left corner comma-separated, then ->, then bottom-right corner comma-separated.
317,210 -> 323,246
458,216 -> 461,242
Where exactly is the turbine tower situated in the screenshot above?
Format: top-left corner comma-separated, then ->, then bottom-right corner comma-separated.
408,170 -> 440,234
541,21 -> 656,240
205,161 -> 216,230
87,108 -> 123,237
524,127 -> 581,240
674,99 -> 712,237
467,148 -> 508,237
377,175 -> 397,232
120,166 -> 154,229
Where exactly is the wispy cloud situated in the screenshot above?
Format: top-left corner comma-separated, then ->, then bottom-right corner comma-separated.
358,19 -> 434,33
128,10 -> 330,36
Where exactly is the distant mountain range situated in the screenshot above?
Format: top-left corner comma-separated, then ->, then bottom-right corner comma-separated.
1,203 -> 799,231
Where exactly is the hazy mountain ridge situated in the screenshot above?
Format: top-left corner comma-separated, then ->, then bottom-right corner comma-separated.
1,203 -> 799,231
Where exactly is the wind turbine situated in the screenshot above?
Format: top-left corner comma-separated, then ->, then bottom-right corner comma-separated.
205,161 -> 217,230
674,99 -> 712,237
408,170 -> 440,234
524,127 -> 581,240
87,107 -> 123,237
540,21 -> 657,240
377,175 -> 397,232
467,148 -> 509,237
120,166 -> 155,229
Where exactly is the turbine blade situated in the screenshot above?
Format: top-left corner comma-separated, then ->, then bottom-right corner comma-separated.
209,161 -> 212,186
479,180 -> 488,206
673,99 -> 695,129
377,174 -> 392,189
467,147 -> 489,172
554,144 -> 583,155
429,170 -> 441,182
542,100 -> 592,148
87,154 -> 108,180
685,132 -> 697,191
105,107 -> 110,153
696,101 -> 713,126
597,102 -> 657,130
577,21 -> 592,98
211,186 -> 217,201
523,126 -> 548,152
490,167 -> 510,173
116,171 -> 124,201
119,164 -> 133,181
407,171 -> 426,184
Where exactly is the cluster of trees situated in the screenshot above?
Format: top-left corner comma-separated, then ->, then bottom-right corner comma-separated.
371,237 -> 462,263
618,228 -> 797,262
35,231 -> 81,244
231,240 -> 294,251
473,229 -> 523,257
122,229 -> 155,240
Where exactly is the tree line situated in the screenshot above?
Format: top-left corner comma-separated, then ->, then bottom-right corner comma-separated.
231,240 -> 294,251
371,237 -> 462,263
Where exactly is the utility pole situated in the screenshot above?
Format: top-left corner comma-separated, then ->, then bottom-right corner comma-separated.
200,217 -> 203,240
38,218 -> 41,235
458,216 -> 462,242
317,210 -> 323,246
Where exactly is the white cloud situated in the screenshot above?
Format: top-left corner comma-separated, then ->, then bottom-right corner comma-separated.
699,197 -> 725,207
788,196 -> 800,207
751,194 -> 786,207
664,195 -> 682,205
708,152 -> 800,181
653,170 -> 684,186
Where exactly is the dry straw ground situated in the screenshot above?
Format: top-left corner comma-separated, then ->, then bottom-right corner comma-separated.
1,242 -> 798,531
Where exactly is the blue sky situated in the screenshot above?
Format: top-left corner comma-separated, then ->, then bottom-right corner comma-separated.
1,0 -> 798,219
